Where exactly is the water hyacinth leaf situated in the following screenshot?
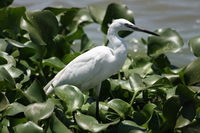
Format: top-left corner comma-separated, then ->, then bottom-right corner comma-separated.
188,35 -> 200,57
107,99 -> 130,119
3,102 -> 25,117
184,57 -> 200,85
13,121 -> 43,133
87,102 -> 109,122
142,103 -> 157,119
25,79 -> 46,103
0,67 -> 15,84
129,73 -> 145,92
152,54 -> 170,69
0,93 -> 9,112
0,0 -> 13,8
143,75 -> 163,86
0,51 -> 16,69
54,85 -> 84,113
147,28 -> 184,56
118,120 -> 147,133
175,100 -> 196,128
81,34 -> 95,52
49,114 -> 73,133
0,7 -> 26,35
163,96 -> 181,127
101,3 -> 135,37
43,57 -> 66,70
88,4 -> 106,24
21,10 -> 58,45
24,99 -> 54,123
44,7 -> 71,16
75,113 -> 119,133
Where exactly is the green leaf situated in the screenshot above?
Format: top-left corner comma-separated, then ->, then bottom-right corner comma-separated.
188,35 -> 200,57
87,102 -> 109,123
0,7 -> 26,35
184,57 -> 200,85
21,10 -> 58,45
147,28 -> 184,56
43,57 -> 66,70
129,73 -> 145,92
152,54 -> 170,69
80,34 -> 95,52
75,113 -> 119,133
118,120 -> 147,133
0,67 -> 15,84
25,79 -> 46,103
88,5 -> 106,24
13,121 -> 43,133
49,113 -> 73,133
0,93 -> 9,112
0,51 -> 16,69
3,102 -> 25,117
101,3 -> 135,37
54,85 -> 84,114
0,0 -> 13,8
107,99 -> 130,119
24,99 -> 54,123
175,100 -> 196,128
163,96 -> 181,128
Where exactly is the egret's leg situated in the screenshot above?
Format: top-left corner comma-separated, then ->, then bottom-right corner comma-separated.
94,83 -> 101,122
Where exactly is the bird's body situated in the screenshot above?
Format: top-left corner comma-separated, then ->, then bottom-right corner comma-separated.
44,19 -> 159,121
44,19 -> 130,95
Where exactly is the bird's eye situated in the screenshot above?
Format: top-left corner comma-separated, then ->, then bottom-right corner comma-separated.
124,23 -> 132,28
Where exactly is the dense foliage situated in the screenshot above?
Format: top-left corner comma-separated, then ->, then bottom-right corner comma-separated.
1,1 -> 200,133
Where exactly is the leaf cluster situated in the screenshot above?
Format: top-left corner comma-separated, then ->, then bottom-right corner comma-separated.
1,1 -> 200,133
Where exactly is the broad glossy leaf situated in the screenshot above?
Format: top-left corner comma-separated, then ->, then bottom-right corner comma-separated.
148,111 -> 163,130
24,99 -> 54,123
129,73 -> 145,92
184,57 -> 200,85
49,114 -> 73,133
22,41 -> 43,62
176,84 -> 195,104
107,99 -> 130,119
21,10 -> 58,45
0,51 -> 16,69
143,75 -> 163,86
81,34 -> 95,52
75,113 -> 119,133
152,54 -> 170,69
163,96 -> 181,127
188,35 -> 200,57
43,57 -> 66,70
101,3 -> 135,37
5,38 -> 26,48
142,103 -> 157,119
43,7 -> 71,16
118,120 -> 147,133
147,28 -> 184,56
54,85 -> 84,114
0,0 -> 13,8
3,102 -> 25,117
175,100 -> 196,128
87,102 -> 109,122
0,67 -> 15,84
88,5 -> 106,24
25,79 -> 46,103
0,7 -> 26,35
0,93 -> 9,112
13,121 -> 43,133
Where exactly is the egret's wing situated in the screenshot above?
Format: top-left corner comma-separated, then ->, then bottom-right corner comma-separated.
44,46 -> 114,94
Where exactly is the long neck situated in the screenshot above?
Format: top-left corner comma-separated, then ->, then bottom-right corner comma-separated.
107,27 -> 128,60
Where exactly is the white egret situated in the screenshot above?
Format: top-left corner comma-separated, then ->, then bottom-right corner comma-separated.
44,18 -> 159,121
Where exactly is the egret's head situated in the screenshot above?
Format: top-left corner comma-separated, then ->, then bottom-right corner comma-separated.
110,19 -> 159,36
